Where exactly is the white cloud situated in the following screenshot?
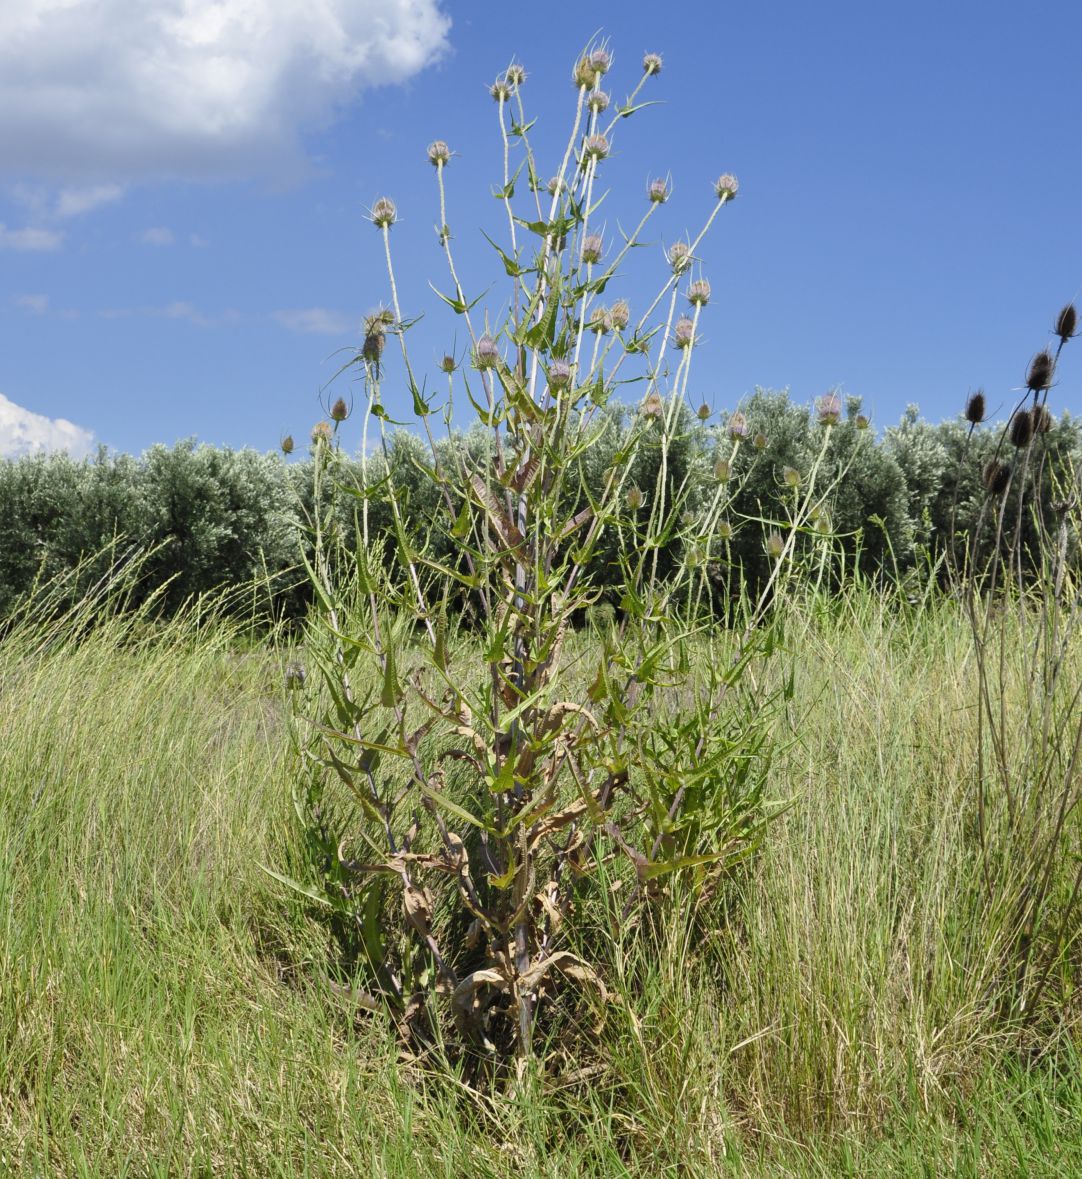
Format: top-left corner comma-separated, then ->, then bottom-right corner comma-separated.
273,307 -> 354,335
0,1 -> 452,183
55,183 -> 124,217
140,226 -> 175,246
0,393 -> 95,459
0,222 -> 62,250
16,293 -> 49,314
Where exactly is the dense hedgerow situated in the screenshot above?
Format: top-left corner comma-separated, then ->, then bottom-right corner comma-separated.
1,397 -> 1080,621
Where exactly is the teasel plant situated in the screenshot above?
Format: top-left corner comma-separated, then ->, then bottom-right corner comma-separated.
951,302 -> 1082,1031
274,41 -> 851,1077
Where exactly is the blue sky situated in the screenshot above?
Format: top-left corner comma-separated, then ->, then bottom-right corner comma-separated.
2,0 -> 1080,460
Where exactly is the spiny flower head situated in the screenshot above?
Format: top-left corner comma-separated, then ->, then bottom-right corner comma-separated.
474,335 -> 500,369
548,359 -> 572,390
816,392 -> 842,425
714,458 -> 731,482
490,76 -> 513,101
1026,350 -> 1054,393
280,434 -> 294,455
855,413 -> 870,431
714,174 -> 739,200
648,177 -> 670,203
1032,403 -> 1053,434
1009,409 -> 1033,448
581,233 -> 604,264
546,176 -> 566,197
753,431 -> 768,451
626,485 -> 645,509
643,52 -> 663,76
717,519 -> 733,541
311,421 -> 333,445
983,459 -> 1011,495
697,402 -> 712,421
610,299 -> 630,330
782,465 -> 801,488
574,57 -> 598,88
687,279 -> 711,307
370,197 -> 396,228
589,47 -> 612,74
330,397 -> 348,422
728,411 -> 749,441
673,316 -> 695,349
590,308 -> 613,334
584,133 -> 609,160
588,90 -> 610,114
964,391 -> 986,424
426,140 -> 451,166
440,354 -> 457,373
667,241 -> 691,272
1054,303 -> 1077,343
766,531 -> 785,558
504,63 -> 527,87
641,391 -> 664,419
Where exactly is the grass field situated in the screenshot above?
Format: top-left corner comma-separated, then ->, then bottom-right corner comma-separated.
2,586 -> 1080,1177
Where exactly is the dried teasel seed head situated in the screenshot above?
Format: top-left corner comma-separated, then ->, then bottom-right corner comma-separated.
816,392 -> 842,426
714,174 -> 739,201
964,390 -> 986,424
1054,303 -> 1077,343
673,316 -> 695,349
362,326 -> 385,363
648,178 -> 669,203
610,299 -> 630,330
330,397 -> 348,422
581,233 -> 604,264
426,140 -> 451,166
626,485 -> 645,509
548,359 -> 572,390
687,279 -> 711,307
643,52 -> 663,76
587,90 -> 610,114
1009,409 -> 1033,448
1026,350 -> 1054,392
983,459 -> 1011,495
583,133 -> 609,160
1032,403 -> 1053,434
727,411 -> 749,441
504,63 -> 527,87
475,335 -> 500,370
311,421 -> 333,445
697,402 -> 712,421
280,434 -> 294,455
766,531 -> 785,558
667,241 -> 691,272
370,197 -> 397,228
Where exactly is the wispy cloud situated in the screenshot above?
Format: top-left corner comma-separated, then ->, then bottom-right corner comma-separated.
55,184 -> 124,218
0,222 -> 62,251
0,1 -> 451,184
15,293 -> 49,314
96,301 -> 236,327
139,226 -> 175,247
273,307 -> 355,336
0,393 -> 95,459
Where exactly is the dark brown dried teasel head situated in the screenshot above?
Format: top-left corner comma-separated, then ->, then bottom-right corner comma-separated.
1009,409 -> 1033,448
983,459 -> 1011,496
1032,403 -> 1053,434
1026,350 -> 1054,393
1054,303 -> 1077,343
964,391 -> 986,424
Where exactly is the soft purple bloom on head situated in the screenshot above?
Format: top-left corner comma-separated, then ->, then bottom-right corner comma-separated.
610,299 -> 630,330
667,241 -> 691,273
548,359 -> 572,390
475,336 -> 500,370
370,197 -> 396,228
816,393 -> 842,425
581,233 -> 604,265
643,52 -> 663,76
687,279 -> 711,307
588,90 -> 610,113
648,178 -> 669,204
673,316 -> 695,349
589,48 -> 612,74
584,134 -> 609,160
714,174 -> 739,200
426,140 -> 451,166
727,412 -> 749,441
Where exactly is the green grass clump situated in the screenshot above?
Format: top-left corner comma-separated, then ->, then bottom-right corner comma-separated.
1,587 -> 1079,1176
